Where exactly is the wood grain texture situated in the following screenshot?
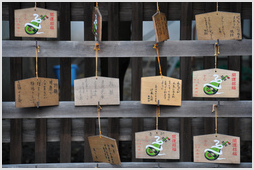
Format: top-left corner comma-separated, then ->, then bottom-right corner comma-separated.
2,117 -> 252,143
59,2 -> 71,163
131,3 -> 144,161
179,2 -> 193,162
2,101 -> 251,119
35,118 -> 47,163
227,2 -> 242,138
107,2 -> 120,147
2,162 -> 252,168
3,40 -> 252,58
3,2 -> 252,21
9,2 -> 23,164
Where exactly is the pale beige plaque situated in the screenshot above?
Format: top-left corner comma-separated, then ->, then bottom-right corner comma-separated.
15,77 -> 59,108
135,130 -> 179,159
193,134 -> 240,164
74,76 -> 120,106
193,68 -> 239,98
196,11 -> 241,40
15,7 -> 57,38
152,11 -> 169,42
88,135 -> 121,165
141,76 -> 181,106
92,7 -> 102,41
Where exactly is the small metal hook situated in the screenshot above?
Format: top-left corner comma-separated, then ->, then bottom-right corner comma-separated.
36,101 -> 39,108
157,100 -> 160,107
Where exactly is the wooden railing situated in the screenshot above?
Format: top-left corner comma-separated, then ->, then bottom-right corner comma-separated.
2,2 -> 252,168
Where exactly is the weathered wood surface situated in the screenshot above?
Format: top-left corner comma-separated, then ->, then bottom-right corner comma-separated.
2,162 -> 252,168
2,117 -> 252,143
2,40 -> 252,58
2,101 -> 251,119
2,2 -> 252,21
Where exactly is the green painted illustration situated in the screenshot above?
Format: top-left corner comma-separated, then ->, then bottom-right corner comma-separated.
93,13 -> 98,36
203,74 -> 230,95
146,136 -> 170,157
25,14 -> 48,35
204,140 -> 231,161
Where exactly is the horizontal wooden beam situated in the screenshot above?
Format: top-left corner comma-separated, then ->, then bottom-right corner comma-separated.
2,101 -> 251,119
2,162 -> 252,168
2,40 -> 252,58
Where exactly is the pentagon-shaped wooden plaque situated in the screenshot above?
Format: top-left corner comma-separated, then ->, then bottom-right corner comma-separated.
194,134 -> 240,164
15,7 -> 57,38
193,68 -> 239,98
141,76 -> 181,106
135,130 -> 179,159
195,11 -> 241,40
74,76 -> 120,106
88,135 -> 121,165
15,77 -> 59,108
152,11 -> 169,42
92,7 -> 102,41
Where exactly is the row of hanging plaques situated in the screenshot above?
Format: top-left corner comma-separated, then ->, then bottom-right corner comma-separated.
14,3 -> 241,165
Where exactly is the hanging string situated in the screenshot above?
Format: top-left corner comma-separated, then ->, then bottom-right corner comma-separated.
212,104 -> 218,137
94,43 -> 100,79
96,2 -> 98,8
156,2 -> 160,13
34,2 -> 37,11
153,43 -> 163,78
97,103 -> 102,138
216,2 -> 219,14
156,101 -> 160,131
214,42 -> 220,72
35,44 -> 39,78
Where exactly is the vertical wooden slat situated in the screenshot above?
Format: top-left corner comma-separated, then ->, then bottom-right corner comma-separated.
107,2 -> 120,146
131,2 -> 143,162
180,2 -> 192,162
34,2 -> 47,164
59,2 -> 72,163
227,2 -> 242,137
108,2 -> 120,78
83,2 -> 96,162
203,2 -> 217,135
9,2 -> 23,164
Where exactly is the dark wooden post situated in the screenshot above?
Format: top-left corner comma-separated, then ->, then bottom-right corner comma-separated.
83,2 -> 96,162
179,2 -> 193,162
107,2 -> 120,146
9,2 -> 23,164
59,2 -> 72,163
131,2 -> 144,162
227,2 -> 242,137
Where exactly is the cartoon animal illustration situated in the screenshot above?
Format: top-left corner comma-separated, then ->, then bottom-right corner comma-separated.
24,14 -> 48,35
204,140 -> 231,161
203,74 -> 230,95
146,136 -> 170,156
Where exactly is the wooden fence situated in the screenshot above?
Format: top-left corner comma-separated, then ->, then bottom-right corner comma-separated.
2,2 -> 252,168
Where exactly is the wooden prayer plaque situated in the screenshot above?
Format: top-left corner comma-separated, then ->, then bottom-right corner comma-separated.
193,68 -> 239,98
195,11 -> 241,40
92,7 -> 102,41
88,135 -> 121,165
135,130 -> 179,159
152,11 -> 169,42
194,134 -> 240,164
141,76 -> 181,106
15,7 -> 57,38
74,76 -> 120,106
15,77 -> 59,108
